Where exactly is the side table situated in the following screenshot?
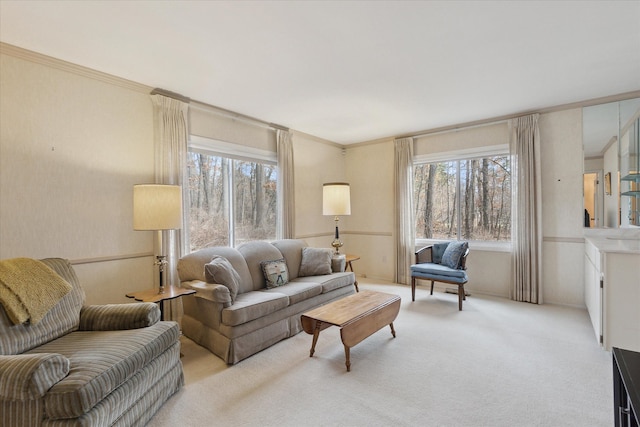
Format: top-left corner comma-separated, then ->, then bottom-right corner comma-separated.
126,286 -> 195,321
345,254 -> 360,292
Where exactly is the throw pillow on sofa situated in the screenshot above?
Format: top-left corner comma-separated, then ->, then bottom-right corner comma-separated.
299,247 -> 333,276
204,256 -> 241,302
260,258 -> 289,288
441,241 -> 468,269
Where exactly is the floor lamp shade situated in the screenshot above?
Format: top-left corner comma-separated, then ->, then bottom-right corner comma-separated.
323,183 -> 351,216
133,185 -> 183,231
133,184 -> 182,295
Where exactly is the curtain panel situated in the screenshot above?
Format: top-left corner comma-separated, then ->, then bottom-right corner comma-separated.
276,129 -> 295,239
509,114 -> 543,304
151,93 -> 190,321
394,137 -> 415,285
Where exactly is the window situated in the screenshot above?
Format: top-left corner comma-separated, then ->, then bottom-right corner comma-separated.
414,153 -> 511,242
187,139 -> 277,251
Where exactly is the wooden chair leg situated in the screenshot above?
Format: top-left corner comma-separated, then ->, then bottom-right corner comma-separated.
430,280 -> 435,295
411,277 -> 416,301
458,285 -> 464,311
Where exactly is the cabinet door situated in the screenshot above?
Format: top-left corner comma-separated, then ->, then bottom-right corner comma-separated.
604,253 -> 640,352
584,247 -> 602,345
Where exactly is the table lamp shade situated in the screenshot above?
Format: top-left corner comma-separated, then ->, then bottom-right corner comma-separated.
133,184 -> 183,230
323,183 -> 351,216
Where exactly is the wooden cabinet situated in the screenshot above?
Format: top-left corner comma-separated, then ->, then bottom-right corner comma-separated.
613,347 -> 640,427
584,238 -> 640,351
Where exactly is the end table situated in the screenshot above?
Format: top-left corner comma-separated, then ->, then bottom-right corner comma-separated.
126,286 -> 195,321
345,254 -> 360,292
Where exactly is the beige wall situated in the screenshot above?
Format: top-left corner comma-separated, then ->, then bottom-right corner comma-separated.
0,50 -> 157,304
291,131 -> 346,248
344,140 -> 396,281
539,108 -> 585,306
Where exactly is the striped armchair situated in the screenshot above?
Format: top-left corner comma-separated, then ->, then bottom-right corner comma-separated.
0,258 -> 184,426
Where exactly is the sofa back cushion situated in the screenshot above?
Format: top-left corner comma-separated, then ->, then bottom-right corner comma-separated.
0,258 -> 85,355
177,247 -> 252,291
270,239 -> 307,280
237,241 -> 285,292
299,247 -> 333,276
204,256 -> 241,302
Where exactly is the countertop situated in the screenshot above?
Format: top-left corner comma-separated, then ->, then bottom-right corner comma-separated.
584,229 -> 640,254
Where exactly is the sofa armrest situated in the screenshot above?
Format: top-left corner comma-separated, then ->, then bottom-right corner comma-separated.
78,303 -> 160,331
183,281 -> 232,307
0,353 -> 70,400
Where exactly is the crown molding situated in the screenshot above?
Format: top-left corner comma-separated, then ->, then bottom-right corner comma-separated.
0,42 -> 152,94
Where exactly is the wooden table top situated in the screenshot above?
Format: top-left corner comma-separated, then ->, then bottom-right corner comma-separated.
126,286 -> 195,304
301,290 -> 400,327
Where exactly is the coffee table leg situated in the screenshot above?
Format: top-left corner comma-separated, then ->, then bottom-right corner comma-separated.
389,322 -> 396,338
310,321 -> 322,357
344,345 -> 351,372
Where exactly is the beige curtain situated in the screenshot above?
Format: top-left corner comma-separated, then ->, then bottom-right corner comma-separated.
277,129 -> 295,239
510,114 -> 543,304
394,137 -> 415,285
151,93 -> 190,320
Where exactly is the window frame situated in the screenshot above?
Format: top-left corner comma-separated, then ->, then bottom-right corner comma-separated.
413,144 -> 512,252
187,135 -> 278,249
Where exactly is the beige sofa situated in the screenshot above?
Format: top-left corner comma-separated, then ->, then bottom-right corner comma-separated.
0,258 -> 183,427
177,239 -> 356,364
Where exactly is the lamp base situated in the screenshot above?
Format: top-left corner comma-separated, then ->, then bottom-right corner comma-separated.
154,255 -> 168,294
331,238 -> 343,254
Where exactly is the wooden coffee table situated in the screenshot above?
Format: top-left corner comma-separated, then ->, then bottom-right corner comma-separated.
301,290 -> 401,371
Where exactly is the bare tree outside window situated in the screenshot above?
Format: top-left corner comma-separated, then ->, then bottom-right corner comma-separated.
414,155 -> 511,241
187,152 -> 277,251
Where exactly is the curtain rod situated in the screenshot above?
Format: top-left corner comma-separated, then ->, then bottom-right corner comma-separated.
152,88 -> 289,132
191,99 -> 289,132
150,88 -> 191,103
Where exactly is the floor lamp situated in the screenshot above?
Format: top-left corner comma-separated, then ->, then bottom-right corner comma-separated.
133,184 -> 183,294
323,182 -> 351,254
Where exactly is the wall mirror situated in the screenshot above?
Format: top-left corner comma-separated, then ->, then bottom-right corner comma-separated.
583,97 -> 640,228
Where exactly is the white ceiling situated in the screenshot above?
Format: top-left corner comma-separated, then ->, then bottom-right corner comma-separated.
1,1 -> 639,144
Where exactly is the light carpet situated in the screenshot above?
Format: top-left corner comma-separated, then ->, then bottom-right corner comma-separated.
149,281 -> 613,427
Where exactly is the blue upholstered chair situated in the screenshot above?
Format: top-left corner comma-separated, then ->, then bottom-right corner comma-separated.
410,241 -> 469,310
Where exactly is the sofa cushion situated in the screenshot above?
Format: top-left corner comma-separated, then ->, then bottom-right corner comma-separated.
204,256 -> 241,302
441,241 -> 468,269
292,272 -> 355,294
222,291 -> 289,327
260,259 -> 289,289
271,239 -> 307,280
262,281 -> 322,305
238,241 -> 285,292
431,243 -> 449,264
177,247 -> 253,291
411,263 -> 468,283
26,321 -> 179,419
299,247 -> 332,276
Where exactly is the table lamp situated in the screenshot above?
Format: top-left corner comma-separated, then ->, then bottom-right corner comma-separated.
133,184 -> 183,294
323,182 -> 351,254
